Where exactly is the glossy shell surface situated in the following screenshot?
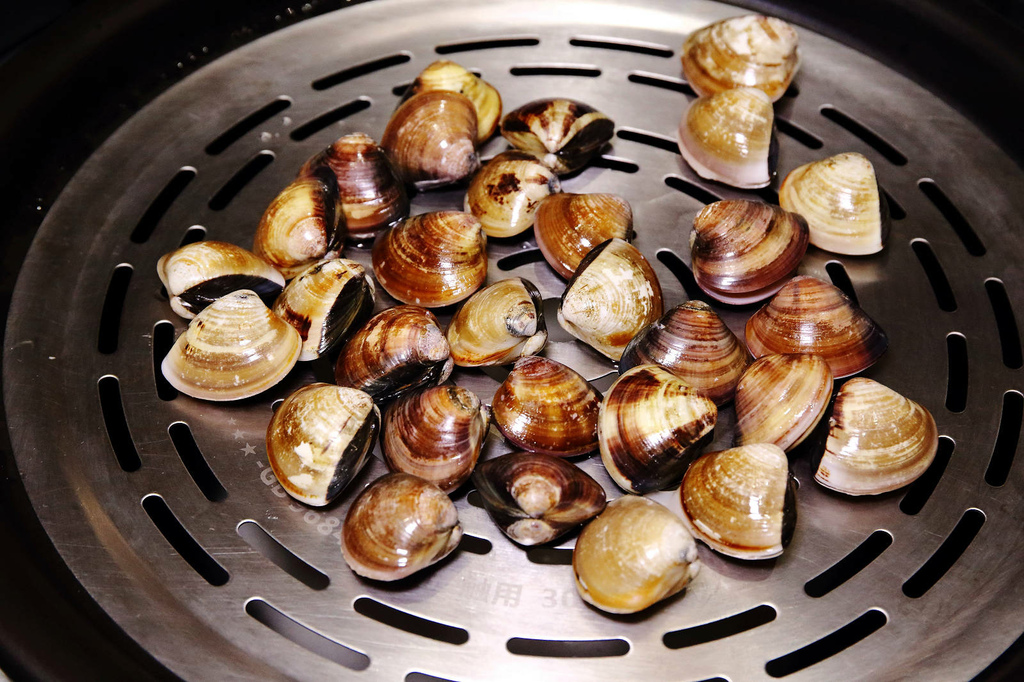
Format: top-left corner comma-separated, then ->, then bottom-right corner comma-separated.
407,60 -> 503,143
500,98 -> 615,174
446,278 -> 547,367
534,193 -> 633,279
464,151 -> 561,239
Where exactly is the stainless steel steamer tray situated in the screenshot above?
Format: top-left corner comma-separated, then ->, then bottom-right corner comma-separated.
5,0 -> 1024,679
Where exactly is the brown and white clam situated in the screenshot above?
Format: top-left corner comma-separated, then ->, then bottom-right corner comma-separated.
299,132 -> 409,243
500,98 -> 615,175
341,473 -> 462,581
446,278 -> 547,367
573,496 -> 700,614
620,301 -> 750,406
689,200 -> 809,304
779,152 -> 891,256
815,378 -> 938,495
472,452 -> 606,546
157,240 -> 285,319
253,165 -> 344,279
405,60 -> 502,143
680,444 -> 797,560
558,238 -> 663,361
677,87 -> 777,189
464,151 -> 561,238
534,193 -> 633,279
266,383 -> 380,506
681,15 -> 801,102
161,289 -> 301,401
381,90 -> 480,189
334,305 -> 453,402
382,386 -> 489,493
272,259 -> 375,361
492,356 -> 601,457
372,211 -> 487,308
734,353 -> 833,452
745,275 -> 888,378
599,364 -> 717,494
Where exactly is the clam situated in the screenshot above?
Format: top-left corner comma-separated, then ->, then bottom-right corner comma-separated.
689,200 -> 809,304
334,305 -> 453,402
492,356 -> 601,457
815,378 -> 938,495
500,98 -> 615,175
341,473 -> 462,581
620,301 -> 750,406
745,275 -> 888,378
157,240 -> 285,319
734,353 -> 833,452
381,90 -> 480,189
161,289 -> 301,401
680,444 -> 797,560
473,452 -> 606,546
446,278 -> 547,367
534,193 -> 633,279
681,15 -> 801,102
558,238 -> 663,361
253,165 -> 344,279
299,132 -> 409,243
272,259 -> 375,361
464,151 -> 561,238
573,496 -> 700,614
372,211 -> 487,308
779,152 -> 891,255
405,60 -> 502,142
677,87 -> 777,189
266,384 -> 380,506
599,364 -> 717,494
381,386 -> 489,493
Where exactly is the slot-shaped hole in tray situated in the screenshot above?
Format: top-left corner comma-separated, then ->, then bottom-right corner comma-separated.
903,509 -> 986,598
945,333 -> 969,412
570,36 -> 673,58
312,53 -> 411,90
509,64 -> 601,77
627,71 -> 696,96
664,175 -> 722,205
178,224 -> 206,246
436,37 -> 539,54
656,249 -> 711,304
208,151 -> 274,210
237,520 -> 329,589
526,547 -> 574,565
406,674 -> 458,682
98,264 -> 133,354
457,534 -> 492,555
775,117 -> 823,149
819,106 -> 907,166
246,598 -> 369,669
918,179 -> 986,256
986,391 -> 1023,487
168,422 -> 227,502
900,435 -> 955,515
824,261 -> 858,305
617,128 -> 679,154
985,278 -> 1022,369
765,609 -> 887,677
354,597 -> 469,644
496,249 -> 544,271
911,239 -> 957,312
142,494 -> 228,585
880,187 -> 906,220
152,321 -> 178,401
206,97 -> 292,154
804,530 -> 893,598
130,167 -> 197,243
507,637 -> 629,658
663,604 -> 777,648
98,375 -> 141,472
591,155 -> 639,173
290,98 -> 372,141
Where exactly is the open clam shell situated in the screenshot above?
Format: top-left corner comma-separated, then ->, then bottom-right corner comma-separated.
492,356 -> 601,457
300,132 -> 409,242
464,151 -> 561,238
272,259 -> 375,362
266,384 -> 380,507
406,60 -> 502,143
446,277 -> 547,367
779,152 -> 891,255
599,364 -> 717,494
500,98 -> 615,175
677,87 -> 777,189
681,15 -> 801,102
620,301 -> 750,406
161,290 -> 301,401
558,238 -> 663,361
157,240 -> 285,319
473,452 -> 606,546
334,305 -> 453,403
382,90 -> 480,189
680,444 -> 797,560
816,378 -> 938,495
253,165 -> 344,279
745,275 -> 888,378
372,211 -> 487,308
734,353 -> 833,452
534,193 -> 633,279
382,386 -> 489,493
341,473 -> 462,582
689,200 -> 809,304
573,496 -> 701,614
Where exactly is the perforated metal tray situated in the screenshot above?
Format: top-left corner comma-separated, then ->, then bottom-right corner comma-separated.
5,0 -> 1024,679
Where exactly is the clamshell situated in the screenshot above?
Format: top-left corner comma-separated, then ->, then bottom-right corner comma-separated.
464,151 -> 561,238
500,98 -> 615,175
406,60 -> 502,142
446,278 -> 547,367
534,193 -> 633,279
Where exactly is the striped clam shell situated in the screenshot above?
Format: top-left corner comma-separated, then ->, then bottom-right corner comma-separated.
558,238 -> 663,361
381,386 -> 489,494
446,277 -> 547,367
464,150 -> 561,238
745,275 -> 888,378
734,353 -> 833,452
534,193 -> 633,279
620,301 -> 750,406
689,200 -> 809,304
599,364 -> 718,494
815,378 -> 938,495
500,98 -> 615,175
406,60 -> 502,143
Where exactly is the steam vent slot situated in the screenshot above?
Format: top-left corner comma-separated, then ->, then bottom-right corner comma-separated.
98,263 -> 133,354
130,167 -> 196,243
98,375 -> 141,472
900,435 -> 955,515
765,609 -> 887,677
236,520 -> 329,590
902,509 -> 986,598
911,239 -> 957,312
354,597 -> 469,644
985,391 -> 1023,487
246,598 -> 369,670
206,97 -> 292,155
819,106 -> 907,166
168,422 -> 228,502
141,494 -> 228,586
663,604 -> 777,648
313,52 -> 411,90
208,151 -> 274,210
507,637 -> 630,658
804,531 -> 893,598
